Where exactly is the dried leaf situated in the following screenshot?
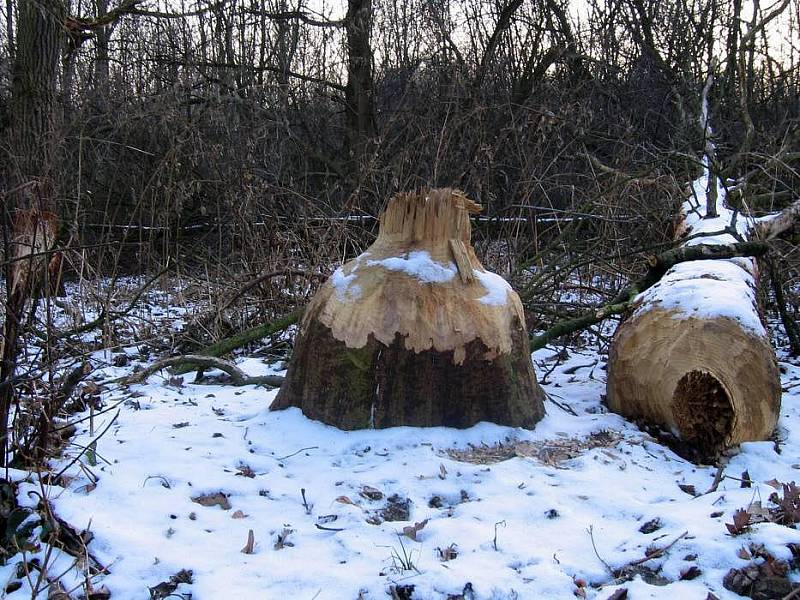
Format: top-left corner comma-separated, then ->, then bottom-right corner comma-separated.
236,464 -> 256,478
241,529 -> 255,554
402,518 -> 429,541
336,495 -> 357,506
737,547 -> 751,560
680,566 -> 702,580
87,585 -> 111,600
439,463 -> 448,480
765,478 -> 782,490
191,492 -> 231,510
726,509 -> 751,535
746,501 -> 770,524
231,510 -> 247,519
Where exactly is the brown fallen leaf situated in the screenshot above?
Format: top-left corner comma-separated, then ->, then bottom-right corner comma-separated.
232,510 -> 247,519
402,518 -> 429,541
191,492 -> 231,510
726,508 -> 751,535
241,529 -> 255,554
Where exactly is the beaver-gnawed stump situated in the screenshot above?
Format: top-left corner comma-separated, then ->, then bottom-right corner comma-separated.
270,188 -> 545,429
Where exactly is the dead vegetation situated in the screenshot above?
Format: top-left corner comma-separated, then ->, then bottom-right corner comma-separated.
446,430 -> 623,467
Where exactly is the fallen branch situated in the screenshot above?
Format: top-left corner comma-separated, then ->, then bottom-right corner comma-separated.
123,355 -> 285,387
530,241 -> 769,351
170,308 -> 303,375
753,198 -> 800,241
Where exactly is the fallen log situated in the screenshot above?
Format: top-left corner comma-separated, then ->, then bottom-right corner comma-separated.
606,164 -> 781,460
271,188 -> 545,429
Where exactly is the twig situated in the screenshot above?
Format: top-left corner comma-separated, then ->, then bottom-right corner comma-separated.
782,586 -> 800,600
217,269 -> 321,315
545,392 -> 578,416
588,525 -> 615,576
301,488 -> 313,514
314,523 -> 345,532
493,520 -> 506,551
625,531 -> 689,567
275,446 -> 319,461
704,463 -> 727,495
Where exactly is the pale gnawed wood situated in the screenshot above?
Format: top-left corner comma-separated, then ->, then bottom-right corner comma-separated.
272,188 -> 545,429
607,310 -> 780,460
449,239 -> 475,284
9,209 -> 60,300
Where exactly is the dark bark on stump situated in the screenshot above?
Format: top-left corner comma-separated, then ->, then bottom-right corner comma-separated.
272,316 -> 544,430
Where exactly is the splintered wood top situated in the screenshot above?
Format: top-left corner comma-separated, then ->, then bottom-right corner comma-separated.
378,188 -> 482,245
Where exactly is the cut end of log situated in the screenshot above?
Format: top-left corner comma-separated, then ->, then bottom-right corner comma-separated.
606,309 -> 780,461
672,370 -> 734,460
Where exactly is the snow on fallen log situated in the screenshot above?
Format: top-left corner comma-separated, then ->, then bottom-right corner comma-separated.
607,159 -> 781,460
271,188 -> 545,430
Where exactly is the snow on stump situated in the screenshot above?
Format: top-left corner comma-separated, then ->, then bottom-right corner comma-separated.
607,171 -> 781,460
271,188 -> 545,429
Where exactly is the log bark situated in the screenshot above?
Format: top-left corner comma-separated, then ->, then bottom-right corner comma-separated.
271,188 -> 545,429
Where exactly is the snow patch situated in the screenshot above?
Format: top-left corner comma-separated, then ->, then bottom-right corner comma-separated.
474,269 -> 512,305
367,250 -> 457,283
331,266 -> 362,301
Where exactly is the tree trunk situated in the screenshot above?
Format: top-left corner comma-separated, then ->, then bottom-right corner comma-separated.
344,0 -> 375,156
272,189 -> 546,430
5,0 -> 13,60
91,0 -> 111,112
9,0 -> 64,192
2,0 -> 64,464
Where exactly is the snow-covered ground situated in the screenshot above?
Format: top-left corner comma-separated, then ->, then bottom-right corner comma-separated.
4,326 -> 799,599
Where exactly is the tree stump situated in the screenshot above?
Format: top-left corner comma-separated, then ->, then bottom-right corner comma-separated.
271,188 -> 545,429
